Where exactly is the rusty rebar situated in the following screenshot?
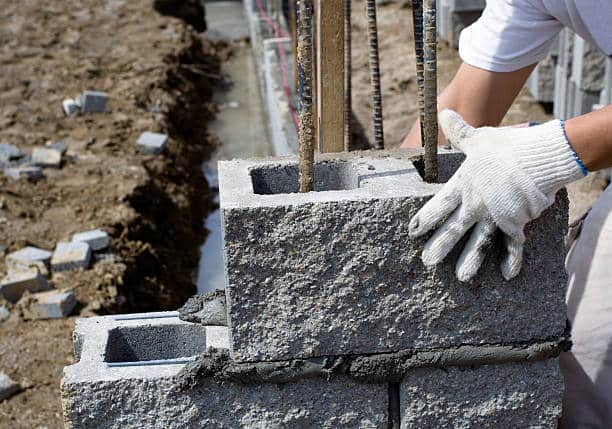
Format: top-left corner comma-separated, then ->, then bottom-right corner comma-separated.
298,0 -> 315,192
366,0 -> 384,150
411,0 -> 425,142
422,0 -> 438,182
343,0 -> 352,151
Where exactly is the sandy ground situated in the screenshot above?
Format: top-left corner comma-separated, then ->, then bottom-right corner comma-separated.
350,0 -> 607,221
0,1 -> 220,427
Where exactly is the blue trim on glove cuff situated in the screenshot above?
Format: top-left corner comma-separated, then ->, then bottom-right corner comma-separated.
560,120 -> 588,176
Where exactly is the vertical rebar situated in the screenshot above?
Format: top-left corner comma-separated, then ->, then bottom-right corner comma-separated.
298,0 -> 315,192
343,0 -> 352,151
422,0 -> 438,182
366,0 -> 384,149
411,0 -> 425,143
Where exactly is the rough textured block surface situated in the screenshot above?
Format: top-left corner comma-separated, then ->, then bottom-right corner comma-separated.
72,229 -> 111,251
62,312 -> 388,429
400,359 -> 563,428
19,289 -> 76,320
220,153 -> 569,362
136,132 -> 168,155
79,90 -> 108,114
0,268 -> 50,303
32,147 -> 62,168
51,242 -> 91,272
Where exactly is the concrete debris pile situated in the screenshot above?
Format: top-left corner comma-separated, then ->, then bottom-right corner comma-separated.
2,140 -> 68,181
62,152 -> 569,428
0,229 -> 112,320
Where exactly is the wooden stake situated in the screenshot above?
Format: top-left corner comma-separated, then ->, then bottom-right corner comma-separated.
315,0 -> 345,153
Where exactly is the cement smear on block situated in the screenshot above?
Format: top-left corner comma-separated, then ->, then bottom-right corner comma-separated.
178,289 -> 227,326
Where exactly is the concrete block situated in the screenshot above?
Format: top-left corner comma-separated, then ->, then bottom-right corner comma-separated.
79,90 -> 108,114
0,268 -> 50,303
32,147 -> 62,168
0,143 -> 23,166
51,242 -> 91,272
62,98 -> 80,117
4,165 -> 43,181
62,312 -> 388,428
19,289 -> 77,320
438,0 -> 484,48
136,132 -> 168,155
72,229 -> 111,251
0,373 -> 20,402
400,359 -> 563,427
220,152 -> 569,362
8,260 -> 49,278
0,306 -> 9,322
6,246 -> 53,270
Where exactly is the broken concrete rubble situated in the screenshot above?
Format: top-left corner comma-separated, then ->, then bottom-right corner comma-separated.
0,306 -> 9,322
18,289 -> 76,320
51,242 -> 91,272
0,267 -> 50,303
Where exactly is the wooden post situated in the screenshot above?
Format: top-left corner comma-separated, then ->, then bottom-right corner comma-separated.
314,0 -> 345,153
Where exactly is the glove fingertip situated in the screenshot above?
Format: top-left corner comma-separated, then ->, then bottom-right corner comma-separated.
501,257 -> 521,281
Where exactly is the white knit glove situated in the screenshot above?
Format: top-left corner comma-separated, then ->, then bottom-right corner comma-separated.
409,110 -> 586,281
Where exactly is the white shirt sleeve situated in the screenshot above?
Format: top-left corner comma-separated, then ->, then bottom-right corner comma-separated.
459,0 -> 564,72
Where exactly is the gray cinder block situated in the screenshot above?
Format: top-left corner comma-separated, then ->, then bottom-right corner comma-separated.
6,246 -> 52,270
438,0 -> 485,48
51,242 -> 91,272
0,373 -> 20,402
4,165 -> 43,181
72,229 -> 111,251
0,267 -> 50,303
220,152 -> 569,362
32,147 -> 62,168
62,312 -> 388,429
19,289 -> 77,320
79,90 -> 108,114
400,359 -> 563,427
0,143 -> 23,166
136,132 -> 168,155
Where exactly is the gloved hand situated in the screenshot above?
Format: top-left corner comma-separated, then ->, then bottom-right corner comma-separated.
409,110 -> 586,281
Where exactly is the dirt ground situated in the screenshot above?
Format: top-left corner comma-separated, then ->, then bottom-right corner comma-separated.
350,0 -> 607,220
0,1 -> 223,427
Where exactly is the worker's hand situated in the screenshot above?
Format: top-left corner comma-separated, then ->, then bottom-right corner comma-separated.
409,110 -> 586,281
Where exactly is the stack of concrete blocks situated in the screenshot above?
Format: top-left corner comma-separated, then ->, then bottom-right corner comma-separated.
437,0 -> 485,48
62,151 -> 568,427
219,151 -> 567,426
243,0 -> 298,156
62,312 -> 387,427
554,29 -> 607,119
526,36 -> 560,104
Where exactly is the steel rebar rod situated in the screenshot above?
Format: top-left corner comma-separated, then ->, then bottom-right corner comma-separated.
298,0 -> 315,192
366,0 -> 384,150
422,0 -> 438,182
411,0 -> 425,143
343,0 -> 352,151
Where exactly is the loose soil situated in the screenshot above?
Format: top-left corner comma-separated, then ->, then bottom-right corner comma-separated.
0,1 -> 222,427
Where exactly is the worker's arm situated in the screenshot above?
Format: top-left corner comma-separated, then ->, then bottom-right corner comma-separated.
566,105 -> 612,170
401,62 -> 535,148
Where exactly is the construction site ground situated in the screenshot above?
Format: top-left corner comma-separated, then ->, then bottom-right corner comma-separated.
0,1 -> 605,428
